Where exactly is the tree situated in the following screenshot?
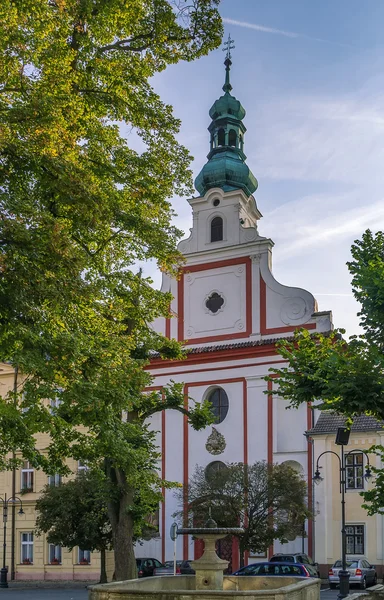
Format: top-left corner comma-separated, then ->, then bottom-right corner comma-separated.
35,471 -> 112,583
268,229 -> 384,511
175,461 -> 310,567
0,0 -> 222,580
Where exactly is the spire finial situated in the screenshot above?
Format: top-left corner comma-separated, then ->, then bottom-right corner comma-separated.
222,34 -> 235,93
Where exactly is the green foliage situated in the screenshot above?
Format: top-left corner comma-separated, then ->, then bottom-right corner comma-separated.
0,0 -> 222,579
175,461 -> 310,563
35,471 -> 112,552
268,230 -> 384,421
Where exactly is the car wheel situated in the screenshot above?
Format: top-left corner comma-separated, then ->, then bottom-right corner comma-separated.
360,578 -> 367,590
329,584 -> 337,590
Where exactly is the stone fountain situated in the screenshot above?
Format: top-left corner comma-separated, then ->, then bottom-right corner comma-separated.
89,513 -> 320,600
177,512 -> 244,590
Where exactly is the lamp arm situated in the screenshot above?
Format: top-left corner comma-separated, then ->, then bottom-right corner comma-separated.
344,449 -> 371,465
315,450 -> 342,471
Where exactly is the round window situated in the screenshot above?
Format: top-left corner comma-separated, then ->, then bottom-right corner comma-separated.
208,388 -> 229,424
213,198 -> 220,207
205,460 -> 227,481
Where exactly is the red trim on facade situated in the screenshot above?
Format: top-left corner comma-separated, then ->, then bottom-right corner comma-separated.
243,379 -> 248,466
183,384 -> 189,560
150,344 -> 279,370
161,408 -> 166,564
307,406 -> 313,558
267,380 -> 273,464
259,275 -> 317,335
232,537 -> 240,573
165,317 -> 171,339
177,257 -> 252,344
148,359 -> 287,379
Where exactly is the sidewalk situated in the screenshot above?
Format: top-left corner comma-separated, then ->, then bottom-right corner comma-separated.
7,580 -> 97,589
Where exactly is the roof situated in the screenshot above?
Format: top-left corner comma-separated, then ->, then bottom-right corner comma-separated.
308,413 -> 383,436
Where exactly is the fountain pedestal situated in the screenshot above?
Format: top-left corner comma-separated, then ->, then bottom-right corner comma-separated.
190,533 -> 229,590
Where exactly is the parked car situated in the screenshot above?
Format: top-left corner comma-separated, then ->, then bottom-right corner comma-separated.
270,553 -> 320,578
180,560 -> 195,575
136,558 -> 165,577
154,560 -> 184,576
328,559 -> 377,589
232,562 -> 318,578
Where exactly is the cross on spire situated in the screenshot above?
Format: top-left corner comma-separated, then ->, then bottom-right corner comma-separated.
223,34 -> 235,60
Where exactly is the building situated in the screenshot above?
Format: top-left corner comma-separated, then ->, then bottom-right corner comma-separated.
308,413 -> 383,578
140,52 -> 333,569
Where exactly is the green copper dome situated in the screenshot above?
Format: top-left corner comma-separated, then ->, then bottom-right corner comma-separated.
195,50 -> 258,198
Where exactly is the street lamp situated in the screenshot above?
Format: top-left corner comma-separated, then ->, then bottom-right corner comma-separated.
0,494 -> 24,588
313,428 -> 372,600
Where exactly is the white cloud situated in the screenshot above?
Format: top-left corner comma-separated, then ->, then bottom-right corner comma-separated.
222,17 -> 351,48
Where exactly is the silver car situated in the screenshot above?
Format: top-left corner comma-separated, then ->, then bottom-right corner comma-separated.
329,559 -> 377,589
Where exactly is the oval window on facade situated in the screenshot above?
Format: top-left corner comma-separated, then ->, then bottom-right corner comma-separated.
208,387 -> 229,424
205,460 -> 227,481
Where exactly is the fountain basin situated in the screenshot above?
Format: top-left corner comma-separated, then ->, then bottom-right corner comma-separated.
88,574 -> 320,600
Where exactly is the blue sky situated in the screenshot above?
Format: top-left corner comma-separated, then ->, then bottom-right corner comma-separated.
146,0 -> 384,338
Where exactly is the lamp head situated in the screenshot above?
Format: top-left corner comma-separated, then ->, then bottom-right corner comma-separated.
364,467 -> 372,482
313,469 -> 323,485
18,508 -> 24,516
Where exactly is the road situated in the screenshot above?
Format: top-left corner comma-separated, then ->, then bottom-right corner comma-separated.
0,589 -> 88,600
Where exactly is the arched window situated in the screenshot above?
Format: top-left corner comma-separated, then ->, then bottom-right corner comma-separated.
205,461 -> 227,481
211,216 -> 223,242
239,134 -> 244,151
228,129 -> 237,146
217,128 -> 225,146
208,388 -> 229,423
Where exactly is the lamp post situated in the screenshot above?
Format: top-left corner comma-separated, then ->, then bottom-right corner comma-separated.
0,494 -> 24,588
313,428 -> 372,600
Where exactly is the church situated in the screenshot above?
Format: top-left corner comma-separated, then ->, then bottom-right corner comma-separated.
141,48 -> 333,569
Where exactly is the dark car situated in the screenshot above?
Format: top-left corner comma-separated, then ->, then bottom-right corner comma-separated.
232,562 -> 318,578
136,558 -> 165,577
270,553 -> 320,578
154,560 -> 184,576
180,560 -> 195,575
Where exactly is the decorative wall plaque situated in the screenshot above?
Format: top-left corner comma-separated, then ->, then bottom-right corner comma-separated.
205,427 -> 226,455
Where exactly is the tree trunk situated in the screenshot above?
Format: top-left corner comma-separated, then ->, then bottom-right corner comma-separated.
100,548 -> 107,583
106,464 -> 137,582
239,538 -> 246,568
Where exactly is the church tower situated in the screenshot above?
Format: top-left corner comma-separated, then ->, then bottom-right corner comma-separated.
148,42 -> 333,568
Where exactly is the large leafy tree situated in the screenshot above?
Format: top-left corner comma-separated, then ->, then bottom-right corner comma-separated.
175,461 -> 309,567
0,0 -> 222,581
268,229 -> 384,512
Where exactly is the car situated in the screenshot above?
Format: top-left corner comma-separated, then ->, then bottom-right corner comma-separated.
136,558 -> 165,577
270,553 -> 320,578
328,559 -> 377,589
232,562 -> 318,578
180,560 -> 195,575
154,560 -> 184,576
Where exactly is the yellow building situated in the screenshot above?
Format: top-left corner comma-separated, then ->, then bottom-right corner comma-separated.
0,364 -> 103,582
309,413 -> 383,578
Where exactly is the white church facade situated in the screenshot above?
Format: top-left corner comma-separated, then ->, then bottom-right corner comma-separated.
141,51 -> 333,570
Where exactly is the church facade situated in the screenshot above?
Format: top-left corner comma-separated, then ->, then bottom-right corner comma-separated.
141,53 -> 333,568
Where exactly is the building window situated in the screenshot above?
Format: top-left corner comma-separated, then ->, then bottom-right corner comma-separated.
207,388 -> 229,423
21,533 -> 33,564
228,129 -> 237,146
217,128 -> 225,146
210,216 -> 223,242
346,525 -> 365,554
48,544 -> 62,564
78,460 -> 88,472
21,461 -> 34,492
78,549 -> 91,564
346,453 -> 364,489
50,396 -> 62,414
205,460 -> 227,481
48,474 -> 62,487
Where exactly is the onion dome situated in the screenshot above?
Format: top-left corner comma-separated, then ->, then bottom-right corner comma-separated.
195,49 -> 258,198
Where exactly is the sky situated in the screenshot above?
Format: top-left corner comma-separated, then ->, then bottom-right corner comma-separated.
143,0 -> 384,338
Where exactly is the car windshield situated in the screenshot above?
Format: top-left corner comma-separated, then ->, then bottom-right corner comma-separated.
334,561 -> 358,568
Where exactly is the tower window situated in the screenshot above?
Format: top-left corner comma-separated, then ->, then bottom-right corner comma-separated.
211,216 -> 223,242
217,128 -> 225,146
228,129 -> 237,146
